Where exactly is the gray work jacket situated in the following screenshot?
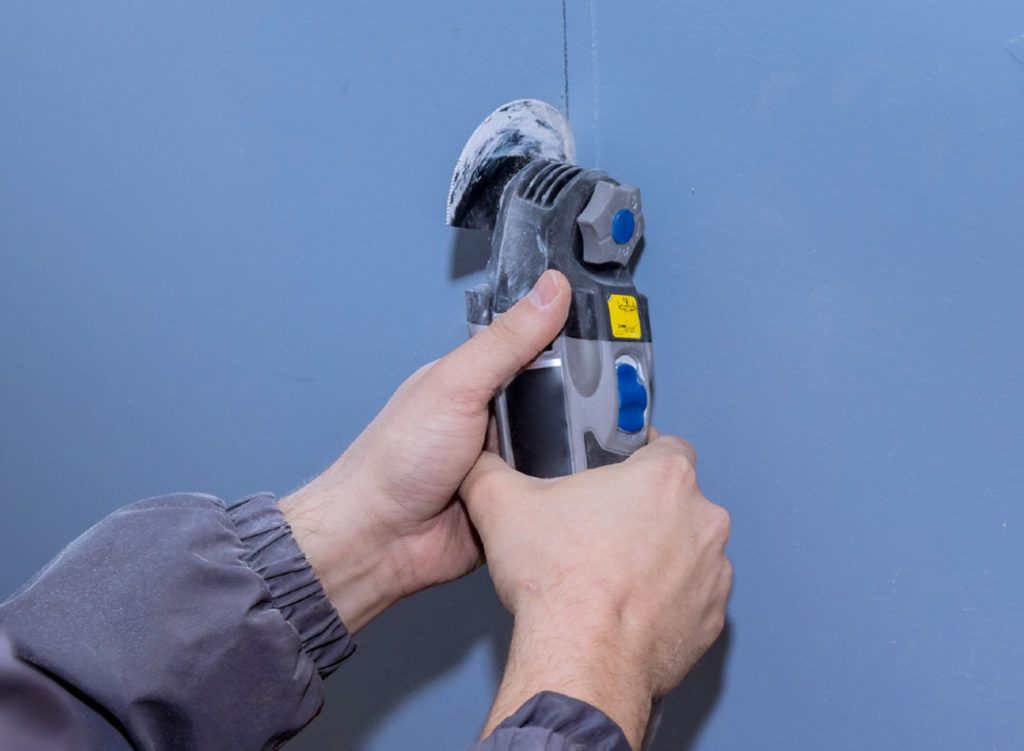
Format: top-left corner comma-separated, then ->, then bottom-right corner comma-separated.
0,493 -> 629,750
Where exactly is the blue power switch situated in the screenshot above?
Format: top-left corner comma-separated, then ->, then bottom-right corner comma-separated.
616,362 -> 648,433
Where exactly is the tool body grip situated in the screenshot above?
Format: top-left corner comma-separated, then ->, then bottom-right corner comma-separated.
464,161 -> 653,477
471,326 -> 653,478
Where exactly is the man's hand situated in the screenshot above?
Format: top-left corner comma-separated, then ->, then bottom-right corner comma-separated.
279,270 -> 571,633
461,435 -> 733,749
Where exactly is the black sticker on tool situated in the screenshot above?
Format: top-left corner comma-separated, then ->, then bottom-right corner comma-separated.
584,431 -> 630,469
505,367 -> 572,479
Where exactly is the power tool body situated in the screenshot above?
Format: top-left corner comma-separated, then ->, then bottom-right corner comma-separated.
447,99 -> 653,478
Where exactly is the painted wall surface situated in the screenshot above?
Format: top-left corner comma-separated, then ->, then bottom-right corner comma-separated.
1,2 -> 1022,750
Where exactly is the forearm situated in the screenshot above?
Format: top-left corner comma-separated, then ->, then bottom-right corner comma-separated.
484,604 -> 653,750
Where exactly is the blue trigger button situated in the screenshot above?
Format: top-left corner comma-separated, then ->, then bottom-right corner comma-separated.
616,362 -> 648,434
611,209 -> 636,245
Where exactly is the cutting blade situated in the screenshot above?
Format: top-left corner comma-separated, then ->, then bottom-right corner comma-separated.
446,99 -> 575,229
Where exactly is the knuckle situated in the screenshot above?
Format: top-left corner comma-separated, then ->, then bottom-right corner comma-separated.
432,358 -> 492,412
419,362 -> 454,397
410,360 -> 438,382
429,376 -> 476,414
723,558 -> 735,590
712,610 -> 727,639
472,470 -> 503,506
658,435 -> 698,464
658,434 -> 689,451
486,314 -> 528,359
659,434 -> 692,450
657,453 -> 696,486
713,505 -> 732,540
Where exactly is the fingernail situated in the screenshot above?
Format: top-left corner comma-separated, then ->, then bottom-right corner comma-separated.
528,270 -> 562,309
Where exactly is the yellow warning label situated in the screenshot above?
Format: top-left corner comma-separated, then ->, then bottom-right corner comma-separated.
607,294 -> 642,339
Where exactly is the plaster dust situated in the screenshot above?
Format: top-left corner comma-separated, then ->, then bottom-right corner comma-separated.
446,99 -> 575,229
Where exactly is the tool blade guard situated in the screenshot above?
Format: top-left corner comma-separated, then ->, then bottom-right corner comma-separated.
448,99 -> 653,478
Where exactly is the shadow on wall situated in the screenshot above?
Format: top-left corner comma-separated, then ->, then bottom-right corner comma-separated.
651,619 -> 732,750
294,568 -> 511,750
292,229 -> 509,751
450,227 -> 492,280
299,574 -> 730,751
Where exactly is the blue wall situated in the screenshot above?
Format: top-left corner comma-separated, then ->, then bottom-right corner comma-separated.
2,3 -> 1022,749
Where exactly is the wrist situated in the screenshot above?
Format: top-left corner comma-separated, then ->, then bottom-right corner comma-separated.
279,476 -> 404,633
487,602 -> 653,749
227,493 -> 356,674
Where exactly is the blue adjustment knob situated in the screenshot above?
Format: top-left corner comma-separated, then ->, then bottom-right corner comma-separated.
577,182 -> 644,266
616,362 -> 648,433
611,209 -> 636,245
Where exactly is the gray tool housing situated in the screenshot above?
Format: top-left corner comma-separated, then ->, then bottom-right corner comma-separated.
466,160 -> 653,478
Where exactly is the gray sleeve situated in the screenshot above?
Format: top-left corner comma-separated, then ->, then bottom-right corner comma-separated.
0,631 -> 84,751
0,492 -> 354,751
473,691 -> 632,751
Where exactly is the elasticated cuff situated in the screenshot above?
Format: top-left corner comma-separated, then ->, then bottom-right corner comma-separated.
483,691 -> 632,751
227,493 -> 355,677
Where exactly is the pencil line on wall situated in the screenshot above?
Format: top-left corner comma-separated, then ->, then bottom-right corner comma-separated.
562,0 -> 570,120
590,0 -> 600,167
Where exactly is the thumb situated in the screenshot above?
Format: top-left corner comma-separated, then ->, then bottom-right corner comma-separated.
459,450 -> 535,533
439,270 -> 571,403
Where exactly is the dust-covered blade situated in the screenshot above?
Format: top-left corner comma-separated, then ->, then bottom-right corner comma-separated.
446,99 -> 575,229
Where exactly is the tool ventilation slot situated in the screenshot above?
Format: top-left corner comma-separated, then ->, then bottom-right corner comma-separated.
519,162 -> 582,206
